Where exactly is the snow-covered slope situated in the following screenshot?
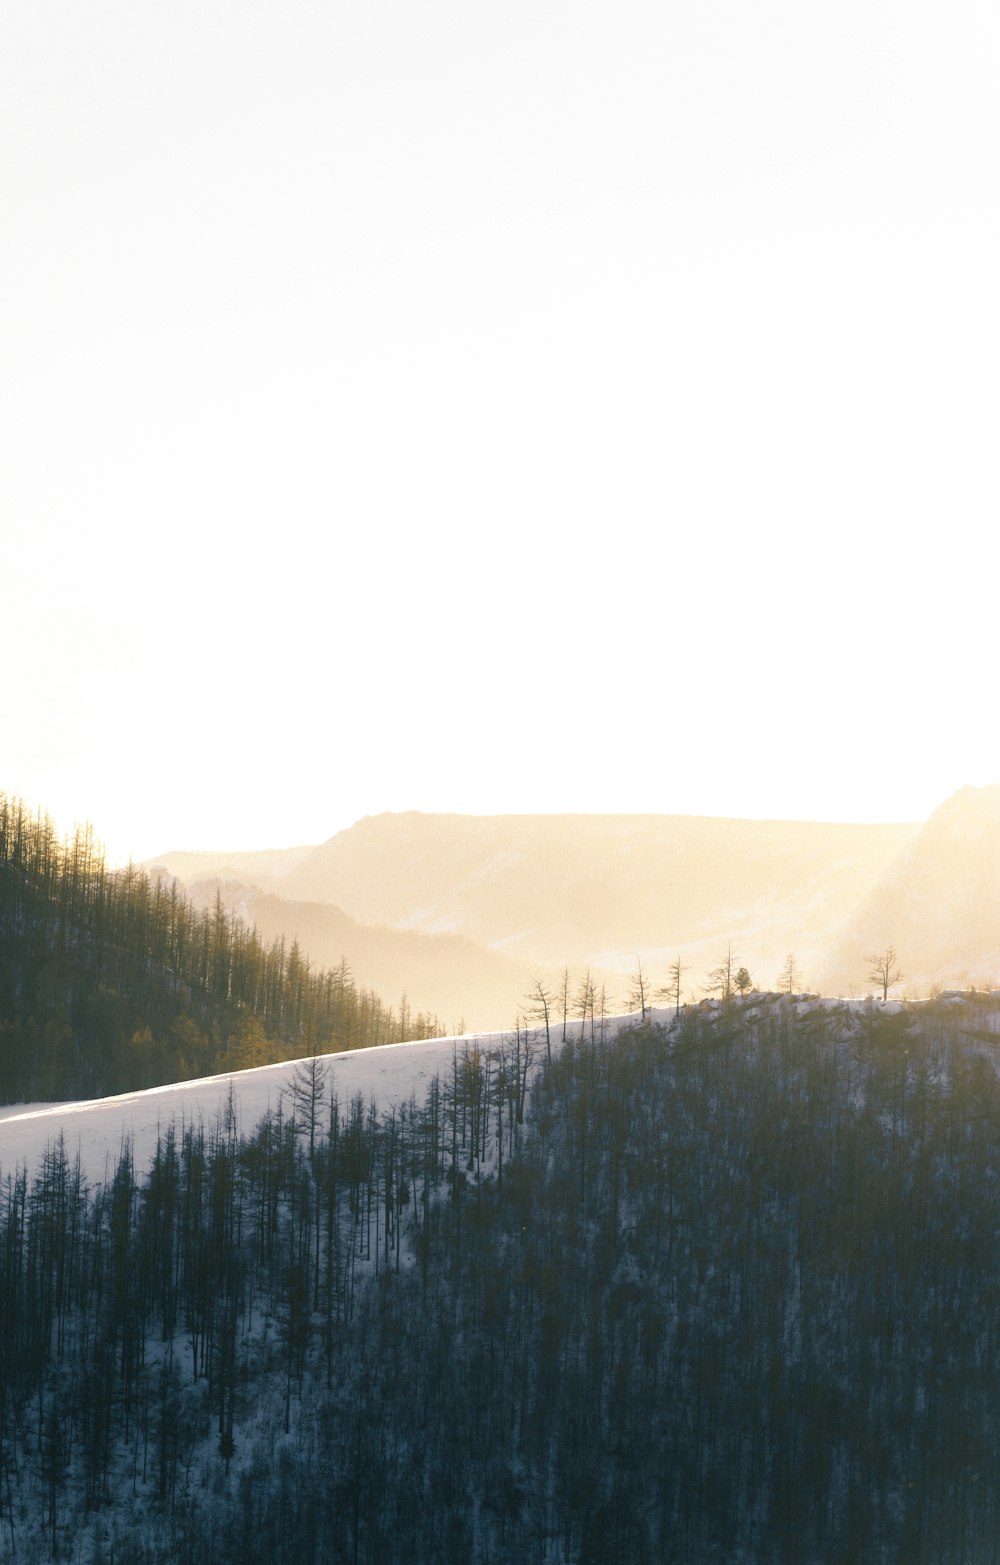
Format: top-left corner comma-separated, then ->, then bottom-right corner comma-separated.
0,1029 -> 523,1186
1,995 -> 934,1189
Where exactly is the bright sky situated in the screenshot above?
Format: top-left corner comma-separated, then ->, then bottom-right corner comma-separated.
3,0 -> 998,866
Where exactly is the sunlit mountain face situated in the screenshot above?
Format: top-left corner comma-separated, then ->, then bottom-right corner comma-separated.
152,807 -> 920,1016
819,785 -> 1000,995
153,789 -> 1000,1020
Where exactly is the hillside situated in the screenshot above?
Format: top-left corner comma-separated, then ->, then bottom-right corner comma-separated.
0,1027 -> 493,1186
278,813 -> 916,962
178,876 -> 539,1035
0,795 -> 433,1105
153,809 -> 917,1009
820,784 -> 1000,994
4,994 -> 1000,1561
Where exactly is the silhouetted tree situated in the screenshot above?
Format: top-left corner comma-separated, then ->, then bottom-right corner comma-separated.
657,956 -> 685,1019
868,945 -> 902,1001
706,943 -> 738,1001
780,953 -> 800,995
527,979 -> 554,1063
627,958 -> 651,1020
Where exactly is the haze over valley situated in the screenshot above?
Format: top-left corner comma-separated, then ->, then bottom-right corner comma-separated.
151,784 -> 1000,1030
3,0 -> 997,1554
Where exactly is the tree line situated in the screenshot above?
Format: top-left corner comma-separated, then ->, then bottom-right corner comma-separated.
0,1027 -> 535,1562
0,795 -> 444,1103
4,994 -> 1000,1560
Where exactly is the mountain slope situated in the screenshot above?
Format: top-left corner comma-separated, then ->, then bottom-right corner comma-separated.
180,876 -> 541,1034
0,795 -> 415,1104
5,996 -> 1000,1563
157,793 -> 1000,1007
0,1027 -> 492,1184
273,809 -> 917,985
820,784 -> 1000,993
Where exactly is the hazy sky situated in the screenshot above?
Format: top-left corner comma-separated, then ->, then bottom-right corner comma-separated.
3,0 -> 998,865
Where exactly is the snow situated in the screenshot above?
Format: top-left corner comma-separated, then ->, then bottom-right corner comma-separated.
0,990 -> 944,1189
0,1099 -> 63,1119
0,1029 -> 518,1186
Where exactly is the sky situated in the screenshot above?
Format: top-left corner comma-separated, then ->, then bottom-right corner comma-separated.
3,0 -> 998,867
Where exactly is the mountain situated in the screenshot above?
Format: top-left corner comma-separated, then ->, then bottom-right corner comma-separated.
820,784 -> 1000,994
142,842 -> 315,887
177,876 -> 541,1034
155,792 -> 1000,1011
277,812 -> 920,981
159,810 -> 914,999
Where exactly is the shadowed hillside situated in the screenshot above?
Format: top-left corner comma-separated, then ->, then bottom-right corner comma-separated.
179,877 -> 540,1035
0,795 -> 432,1104
7,995 -> 1000,1561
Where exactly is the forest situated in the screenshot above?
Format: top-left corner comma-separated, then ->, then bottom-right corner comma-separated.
0,795 -> 444,1103
3,991 -> 1000,1561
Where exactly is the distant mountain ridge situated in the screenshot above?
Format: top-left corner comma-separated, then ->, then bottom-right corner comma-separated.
154,790 -> 1000,1011
276,811 -> 915,957
153,806 -> 931,1011
148,843 -> 315,885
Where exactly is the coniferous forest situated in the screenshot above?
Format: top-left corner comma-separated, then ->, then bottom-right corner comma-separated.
4,994 -> 1000,1561
0,795 -> 443,1103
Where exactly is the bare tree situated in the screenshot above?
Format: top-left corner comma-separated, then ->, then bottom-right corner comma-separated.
868,946 -> 902,1002
598,983 -> 612,1043
514,1012 -> 535,1122
627,958 -> 651,1021
289,1054 -> 329,1159
575,970 -> 596,1042
526,979 -> 554,1064
398,993 -> 412,1042
779,953 -> 800,996
657,956 -> 686,1019
559,966 -> 571,1043
706,943 -> 738,1002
